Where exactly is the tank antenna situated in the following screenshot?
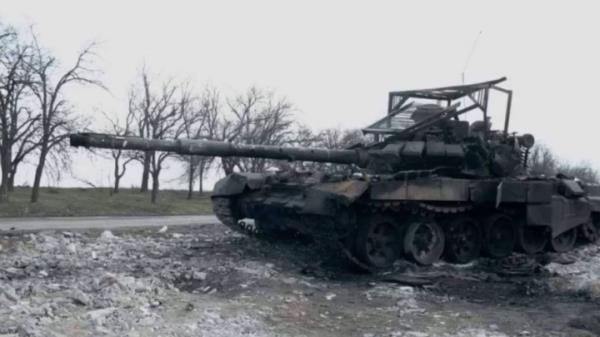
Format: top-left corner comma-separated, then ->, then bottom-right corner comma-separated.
461,30 -> 483,85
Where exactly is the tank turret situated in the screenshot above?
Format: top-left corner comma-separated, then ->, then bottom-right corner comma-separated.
70,98 -> 533,178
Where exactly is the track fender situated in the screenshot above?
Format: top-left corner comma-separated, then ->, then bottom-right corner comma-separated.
212,173 -> 267,197
527,195 -> 591,237
587,196 -> 600,212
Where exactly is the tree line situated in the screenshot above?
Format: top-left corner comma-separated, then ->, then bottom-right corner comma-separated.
103,68 -> 366,203
0,23 -> 101,203
527,144 -> 599,183
0,21 -> 364,204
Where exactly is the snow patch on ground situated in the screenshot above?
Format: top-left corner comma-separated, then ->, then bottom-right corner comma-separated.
545,244 -> 600,297
448,329 -> 509,337
365,284 -> 423,316
2,225 -> 599,337
192,309 -> 270,337
364,327 -> 510,337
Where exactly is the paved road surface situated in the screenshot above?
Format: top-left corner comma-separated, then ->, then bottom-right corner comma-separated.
0,215 -> 219,231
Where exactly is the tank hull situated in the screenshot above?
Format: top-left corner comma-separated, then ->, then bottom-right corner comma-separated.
212,171 -> 600,269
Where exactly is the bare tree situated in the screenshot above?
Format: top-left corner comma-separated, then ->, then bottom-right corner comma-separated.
528,144 -> 558,177
103,109 -> 135,193
195,88 -> 220,194
528,144 -> 599,183
219,86 -> 294,174
176,85 -> 223,198
215,115 -> 241,175
128,68 -> 183,203
175,82 -> 203,199
317,128 -> 365,149
148,87 -> 183,203
0,25 -> 22,202
130,70 -> 151,192
319,128 -> 366,174
27,34 -> 102,203
289,127 -> 366,174
180,86 -> 220,197
0,25 -> 38,201
559,162 -> 599,183
7,105 -> 40,191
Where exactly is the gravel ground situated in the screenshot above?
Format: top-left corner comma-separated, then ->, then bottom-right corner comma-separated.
1,223 -> 600,337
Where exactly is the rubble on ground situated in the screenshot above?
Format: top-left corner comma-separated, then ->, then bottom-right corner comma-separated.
545,244 -> 600,298
0,228 -> 278,337
0,223 -> 599,337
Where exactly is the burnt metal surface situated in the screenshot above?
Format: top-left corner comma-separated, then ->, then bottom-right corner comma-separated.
70,78 -> 600,270
527,196 -> 591,237
370,178 -> 470,202
212,172 -> 268,197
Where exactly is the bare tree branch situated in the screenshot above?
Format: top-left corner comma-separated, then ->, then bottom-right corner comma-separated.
218,86 -> 295,174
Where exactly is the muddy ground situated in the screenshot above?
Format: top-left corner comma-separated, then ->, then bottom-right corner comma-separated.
1,222 -> 600,337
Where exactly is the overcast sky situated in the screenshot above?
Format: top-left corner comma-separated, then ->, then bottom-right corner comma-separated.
2,0 -> 599,190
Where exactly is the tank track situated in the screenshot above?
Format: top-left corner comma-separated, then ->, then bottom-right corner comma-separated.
212,196 -> 368,269
213,197 -> 475,269
365,200 -> 471,215
212,197 -> 245,234
418,202 -> 472,214
213,196 -> 597,272
213,196 -> 301,238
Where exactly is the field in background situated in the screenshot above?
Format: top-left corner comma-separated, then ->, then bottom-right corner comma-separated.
0,187 -> 213,217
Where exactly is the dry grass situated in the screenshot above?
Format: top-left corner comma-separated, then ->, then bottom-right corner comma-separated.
0,187 -> 213,217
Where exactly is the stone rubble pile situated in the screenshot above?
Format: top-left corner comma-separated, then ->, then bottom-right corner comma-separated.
0,230 -> 274,337
1,225 -> 598,337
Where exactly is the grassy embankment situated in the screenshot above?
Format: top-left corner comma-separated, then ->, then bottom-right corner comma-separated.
0,187 -> 213,217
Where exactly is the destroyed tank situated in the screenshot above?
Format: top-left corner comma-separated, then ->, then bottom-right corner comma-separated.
70,78 -> 600,269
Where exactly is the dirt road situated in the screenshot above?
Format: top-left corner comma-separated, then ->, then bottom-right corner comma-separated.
1,221 -> 600,337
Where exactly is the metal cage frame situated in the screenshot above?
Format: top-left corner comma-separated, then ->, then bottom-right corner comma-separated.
363,77 -> 513,140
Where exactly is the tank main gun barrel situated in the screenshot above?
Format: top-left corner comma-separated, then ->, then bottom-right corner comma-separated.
70,133 -> 367,166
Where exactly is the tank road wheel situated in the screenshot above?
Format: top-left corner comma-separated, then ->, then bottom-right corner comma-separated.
548,229 -> 577,253
579,221 -> 599,243
517,225 -> 549,255
444,217 -> 482,264
482,214 -> 517,259
355,216 -> 401,269
403,219 -> 445,266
